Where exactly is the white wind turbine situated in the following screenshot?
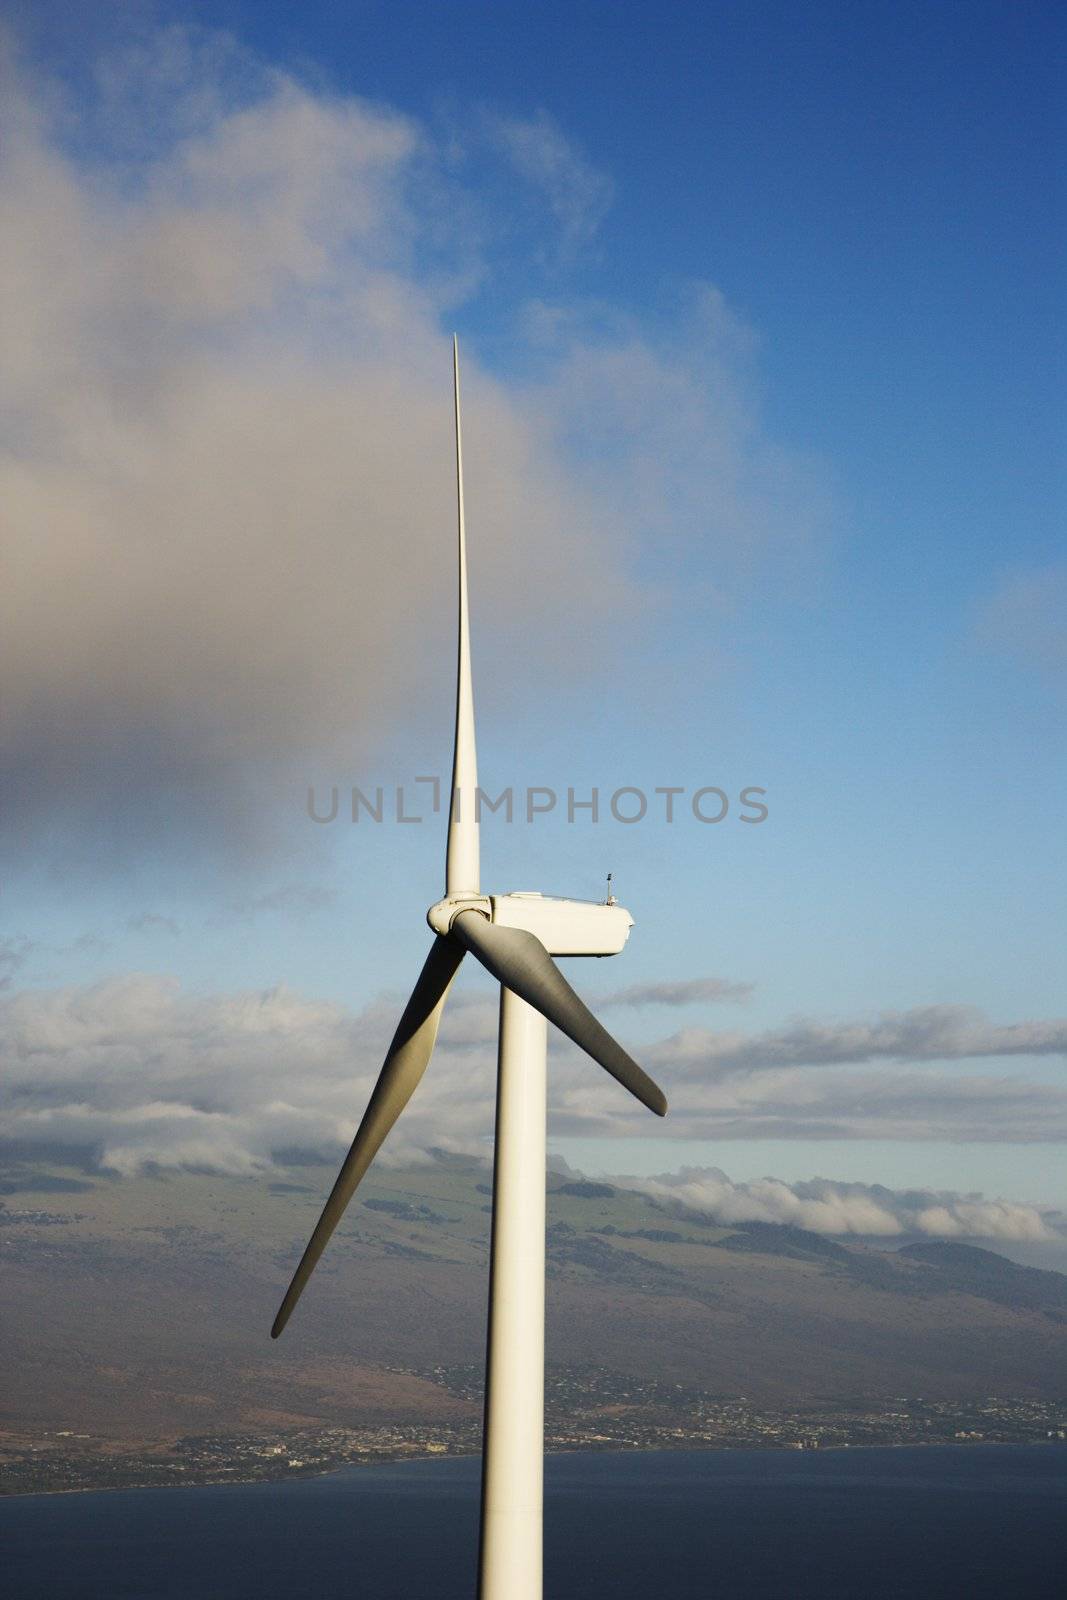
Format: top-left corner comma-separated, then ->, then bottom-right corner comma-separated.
271,338 -> 667,1599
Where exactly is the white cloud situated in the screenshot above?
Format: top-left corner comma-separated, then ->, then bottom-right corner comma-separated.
633,1169 -> 1062,1243
0,24 -> 830,866
522,283 -> 833,601
485,108 -> 614,244
0,971 -> 496,1175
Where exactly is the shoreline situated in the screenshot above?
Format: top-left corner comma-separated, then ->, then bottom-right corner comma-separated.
5,1434 -> 1066,1502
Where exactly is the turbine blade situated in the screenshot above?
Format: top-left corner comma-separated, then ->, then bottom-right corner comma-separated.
451,911 -> 667,1117
445,335 -> 480,897
271,936 -> 464,1338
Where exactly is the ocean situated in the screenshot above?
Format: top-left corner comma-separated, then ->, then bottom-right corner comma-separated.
3,1445 -> 1066,1599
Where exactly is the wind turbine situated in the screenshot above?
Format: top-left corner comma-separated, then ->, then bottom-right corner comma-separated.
271,337 -> 667,1599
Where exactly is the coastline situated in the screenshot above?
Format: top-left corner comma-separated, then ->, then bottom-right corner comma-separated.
6,1432 -> 1067,1502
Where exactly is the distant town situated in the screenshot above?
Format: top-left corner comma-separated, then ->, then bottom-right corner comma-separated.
3,1367 -> 1065,1496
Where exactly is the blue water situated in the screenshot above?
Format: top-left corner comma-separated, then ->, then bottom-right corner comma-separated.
3,1446 -> 1066,1599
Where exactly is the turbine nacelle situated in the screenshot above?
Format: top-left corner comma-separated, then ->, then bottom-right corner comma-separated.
426,891 -> 633,957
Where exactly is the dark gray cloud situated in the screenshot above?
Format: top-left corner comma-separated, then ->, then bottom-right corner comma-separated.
649,1004 -> 1067,1079
550,1063 -> 1067,1146
602,977 -> 753,1008
0,936 -> 34,989
127,912 -> 181,936
224,883 -> 337,919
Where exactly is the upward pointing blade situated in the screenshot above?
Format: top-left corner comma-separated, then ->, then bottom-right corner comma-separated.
451,911 -> 667,1117
271,936 -> 464,1338
445,336 -> 480,897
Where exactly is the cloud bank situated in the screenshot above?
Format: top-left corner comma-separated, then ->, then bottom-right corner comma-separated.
0,23 -> 828,865
4,975 -> 1067,1189
633,1169 -> 1061,1244
650,1004 -> 1067,1078
3,968 -> 1063,1246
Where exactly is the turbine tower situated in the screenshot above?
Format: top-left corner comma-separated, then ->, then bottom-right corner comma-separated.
272,338 -> 667,1599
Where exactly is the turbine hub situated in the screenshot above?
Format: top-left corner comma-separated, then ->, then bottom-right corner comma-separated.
427,895 -> 492,937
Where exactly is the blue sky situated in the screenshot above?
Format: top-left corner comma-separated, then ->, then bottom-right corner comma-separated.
2,1 -> 1064,1249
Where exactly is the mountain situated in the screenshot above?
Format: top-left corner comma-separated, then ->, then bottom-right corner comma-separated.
897,1240 -> 1067,1318
3,1153 -> 1066,1453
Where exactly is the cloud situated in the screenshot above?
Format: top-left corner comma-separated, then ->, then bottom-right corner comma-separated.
0,936 -> 34,990
0,971 -> 498,1175
544,1002 -> 1067,1145
631,1168 -> 1063,1243
127,912 -> 181,936
661,1065 -> 1067,1144
0,931 -> 109,984
485,108 -> 614,245
5,974 -> 1067,1182
649,1004 -> 1067,1079
974,562 -> 1067,673
224,883 -> 337,919
2,969 -> 1062,1246
0,24 -> 830,869
550,1056 -> 1067,1146
602,977 -> 753,1008
523,283 -> 833,599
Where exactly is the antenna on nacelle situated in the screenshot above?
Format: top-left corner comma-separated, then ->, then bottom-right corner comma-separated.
605,872 -> 617,906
